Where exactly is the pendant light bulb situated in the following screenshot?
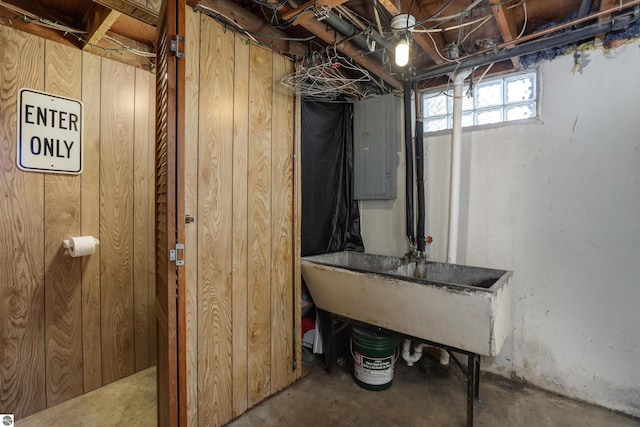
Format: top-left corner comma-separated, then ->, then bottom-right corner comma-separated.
395,39 -> 410,67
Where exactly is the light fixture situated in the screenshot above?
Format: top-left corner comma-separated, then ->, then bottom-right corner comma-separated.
390,14 -> 416,67
395,39 -> 410,67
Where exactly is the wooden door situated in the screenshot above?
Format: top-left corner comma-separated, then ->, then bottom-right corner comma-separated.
156,0 -> 186,426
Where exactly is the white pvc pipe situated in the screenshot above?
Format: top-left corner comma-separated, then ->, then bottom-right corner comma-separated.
442,69 -> 471,366
446,69 -> 470,265
401,339 -> 430,367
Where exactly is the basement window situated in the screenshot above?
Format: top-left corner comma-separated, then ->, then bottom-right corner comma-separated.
422,71 -> 538,132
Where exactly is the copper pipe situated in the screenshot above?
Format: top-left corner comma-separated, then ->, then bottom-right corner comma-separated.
498,0 -> 640,49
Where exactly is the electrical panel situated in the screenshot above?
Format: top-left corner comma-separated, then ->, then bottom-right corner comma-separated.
353,93 -> 398,200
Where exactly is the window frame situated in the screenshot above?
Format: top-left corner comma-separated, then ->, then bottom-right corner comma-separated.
421,69 -> 540,133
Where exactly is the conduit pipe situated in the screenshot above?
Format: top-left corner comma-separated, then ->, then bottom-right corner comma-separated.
415,82 -> 426,253
284,0 -> 394,69
410,12 -> 635,81
403,81 -> 415,246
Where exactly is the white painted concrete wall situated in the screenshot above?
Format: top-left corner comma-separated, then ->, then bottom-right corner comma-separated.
360,43 -> 640,417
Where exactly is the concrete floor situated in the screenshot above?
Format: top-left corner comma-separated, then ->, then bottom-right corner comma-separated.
231,350 -> 639,427
15,352 -> 640,427
16,367 -> 157,427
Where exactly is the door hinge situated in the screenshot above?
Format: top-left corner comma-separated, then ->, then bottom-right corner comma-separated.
170,34 -> 185,58
169,243 -> 185,266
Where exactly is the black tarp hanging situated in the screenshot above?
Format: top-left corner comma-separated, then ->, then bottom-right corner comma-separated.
301,101 -> 364,256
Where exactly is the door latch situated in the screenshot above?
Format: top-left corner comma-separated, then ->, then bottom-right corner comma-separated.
170,243 -> 185,266
170,35 -> 185,58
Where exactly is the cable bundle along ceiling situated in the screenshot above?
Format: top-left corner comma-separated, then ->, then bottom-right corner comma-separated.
281,47 -> 373,101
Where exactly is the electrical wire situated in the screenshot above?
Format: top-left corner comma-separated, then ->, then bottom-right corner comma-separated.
424,30 -> 460,63
509,1 -> 528,40
0,6 -> 155,61
198,4 -> 316,42
459,15 -> 493,44
103,34 -> 156,57
413,15 -> 493,33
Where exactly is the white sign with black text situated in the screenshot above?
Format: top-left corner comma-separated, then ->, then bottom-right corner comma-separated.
18,88 -> 83,174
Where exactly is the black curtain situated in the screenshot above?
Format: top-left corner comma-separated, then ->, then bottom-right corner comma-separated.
301,101 -> 364,256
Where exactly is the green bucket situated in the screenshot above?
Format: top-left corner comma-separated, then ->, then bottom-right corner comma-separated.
351,326 -> 398,391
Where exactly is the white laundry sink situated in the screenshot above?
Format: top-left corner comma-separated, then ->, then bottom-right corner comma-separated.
301,251 -> 512,356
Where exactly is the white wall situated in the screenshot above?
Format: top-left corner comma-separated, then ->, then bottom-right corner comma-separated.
360,43 -> 640,417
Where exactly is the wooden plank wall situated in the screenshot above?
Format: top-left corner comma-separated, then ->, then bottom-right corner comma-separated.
0,25 -> 156,420
185,9 -> 301,427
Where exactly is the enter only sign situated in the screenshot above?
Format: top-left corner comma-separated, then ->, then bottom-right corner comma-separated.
18,88 -> 83,174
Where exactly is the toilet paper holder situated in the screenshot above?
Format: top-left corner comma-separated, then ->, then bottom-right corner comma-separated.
63,236 -> 100,257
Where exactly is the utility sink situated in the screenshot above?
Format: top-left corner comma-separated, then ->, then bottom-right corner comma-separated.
301,251 -> 512,356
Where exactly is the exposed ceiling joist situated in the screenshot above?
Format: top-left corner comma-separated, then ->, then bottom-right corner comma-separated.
84,29 -> 153,70
490,0 -> 521,69
190,0 -> 308,57
596,0 -> 620,45
261,0 -> 402,90
91,0 -> 158,26
299,16 -> 402,89
0,0 -> 82,48
282,0 -> 349,24
376,0 -> 445,65
0,0 -> 154,71
83,3 -> 122,48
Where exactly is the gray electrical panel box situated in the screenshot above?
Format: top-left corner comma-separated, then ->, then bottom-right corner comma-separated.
353,94 -> 398,200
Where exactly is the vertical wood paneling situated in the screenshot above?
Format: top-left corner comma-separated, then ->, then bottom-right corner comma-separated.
0,26 -> 46,420
43,41 -> 84,407
185,10 -> 298,425
185,9 -> 201,427
231,33 -> 250,417
197,16 -> 234,427
81,52 -> 103,393
247,44 -> 273,406
293,94 -> 303,382
0,24 -> 156,419
270,55 -> 295,393
100,59 -> 136,385
133,68 -> 151,371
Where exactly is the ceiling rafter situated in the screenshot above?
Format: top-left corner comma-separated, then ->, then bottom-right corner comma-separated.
188,0 -> 308,57
251,0 -> 403,89
0,0 -> 83,47
90,0 -> 158,26
298,15 -> 402,89
0,0 -> 154,70
84,29 -> 154,70
83,3 -> 122,48
490,0 -> 520,70
595,0 -> 620,45
376,0 -> 445,65
282,0 -> 349,24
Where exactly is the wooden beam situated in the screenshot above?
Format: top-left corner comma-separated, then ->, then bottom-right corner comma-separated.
188,0 -> 308,58
377,0 -> 445,64
83,3 -> 122,48
0,0 -> 151,70
299,17 -> 402,89
595,0 -> 619,45
192,0 -> 401,89
90,0 -> 158,26
0,2 -> 81,48
0,0 -> 83,29
490,0 -> 520,69
259,0 -> 402,89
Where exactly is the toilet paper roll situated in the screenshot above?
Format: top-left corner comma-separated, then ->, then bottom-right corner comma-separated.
65,236 -> 99,257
